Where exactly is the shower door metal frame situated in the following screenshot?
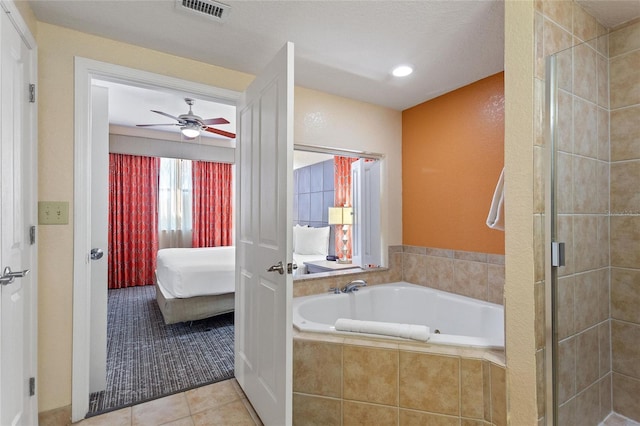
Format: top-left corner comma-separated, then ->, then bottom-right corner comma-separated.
544,54 -> 560,426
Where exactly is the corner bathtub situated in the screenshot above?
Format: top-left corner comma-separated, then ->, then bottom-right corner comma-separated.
292,282 -> 504,349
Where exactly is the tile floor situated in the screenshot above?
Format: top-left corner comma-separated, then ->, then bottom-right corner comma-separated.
74,379 -> 263,426
600,412 -> 640,426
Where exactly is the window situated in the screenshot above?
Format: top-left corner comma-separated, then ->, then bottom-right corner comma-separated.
158,158 -> 193,248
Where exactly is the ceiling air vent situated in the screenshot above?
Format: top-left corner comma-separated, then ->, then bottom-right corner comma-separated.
178,0 -> 230,22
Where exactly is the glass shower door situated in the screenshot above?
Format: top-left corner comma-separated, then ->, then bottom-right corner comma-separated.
546,22 -> 640,426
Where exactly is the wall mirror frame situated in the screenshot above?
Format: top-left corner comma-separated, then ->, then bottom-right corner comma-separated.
292,143 -> 385,281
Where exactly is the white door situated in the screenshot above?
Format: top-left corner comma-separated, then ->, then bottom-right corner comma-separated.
351,159 -> 381,268
0,6 -> 37,426
235,42 -> 294,425
89,84 -> 109,393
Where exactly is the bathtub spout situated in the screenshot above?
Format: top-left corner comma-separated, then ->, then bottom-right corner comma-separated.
342,279 -> 367,293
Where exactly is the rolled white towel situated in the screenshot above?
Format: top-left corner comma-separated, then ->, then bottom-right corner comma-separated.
334,318 -> 430,342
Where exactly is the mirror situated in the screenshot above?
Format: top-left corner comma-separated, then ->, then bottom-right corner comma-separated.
292,144 -> 383,279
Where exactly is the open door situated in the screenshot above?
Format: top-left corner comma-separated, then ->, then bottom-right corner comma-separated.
351,159 -> 382,268
89,84 -> 109,393
0,6 -> 37,425
234,42 -> 294,425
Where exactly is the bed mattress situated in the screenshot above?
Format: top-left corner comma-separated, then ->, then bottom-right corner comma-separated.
156,246 -> 235,298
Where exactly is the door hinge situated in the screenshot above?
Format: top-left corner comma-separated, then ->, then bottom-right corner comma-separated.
29,377 -> 35,396
30,226 -> 36,245
29,84 -> 35,103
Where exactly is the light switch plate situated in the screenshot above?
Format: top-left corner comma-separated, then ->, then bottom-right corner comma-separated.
38,201 -> 69,225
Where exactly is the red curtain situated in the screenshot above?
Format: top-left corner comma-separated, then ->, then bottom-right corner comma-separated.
192,161 -> 233,247
108,153 -> 160,289
334,156 -> 358,260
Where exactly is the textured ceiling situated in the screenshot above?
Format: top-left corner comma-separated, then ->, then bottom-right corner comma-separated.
29,0 -> 505,111
28,0 -> 639,132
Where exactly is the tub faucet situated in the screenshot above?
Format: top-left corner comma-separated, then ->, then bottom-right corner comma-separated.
342,279 -> 367,293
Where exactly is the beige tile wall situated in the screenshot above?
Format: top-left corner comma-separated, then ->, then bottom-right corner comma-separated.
536,2 -> 640,424
293,335 -> 506,426
294,245 -> 506,307
608,18 -> 640,423
401,246 -> 505,305
533,1 -> 616,425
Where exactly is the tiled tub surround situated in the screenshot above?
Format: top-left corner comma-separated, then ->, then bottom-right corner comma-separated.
294,245 -> 505,306
293,332 -> 506,426
401,246 -> 505,305
292,246 -> 506,425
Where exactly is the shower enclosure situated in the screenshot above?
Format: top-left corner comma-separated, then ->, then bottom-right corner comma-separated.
545,21 -> 639,425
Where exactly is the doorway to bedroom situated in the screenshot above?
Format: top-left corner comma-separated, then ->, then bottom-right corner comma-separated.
87,79 -> 238,416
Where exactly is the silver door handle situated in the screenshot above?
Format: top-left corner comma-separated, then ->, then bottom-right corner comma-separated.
90,248 -> 104,260
267,261 -> 285,275
0,266 -> 30,286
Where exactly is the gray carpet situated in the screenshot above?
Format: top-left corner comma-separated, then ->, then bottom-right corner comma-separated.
88,285 -> 234,415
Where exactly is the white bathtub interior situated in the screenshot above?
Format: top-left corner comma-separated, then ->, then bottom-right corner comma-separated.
293,282 -> 504,348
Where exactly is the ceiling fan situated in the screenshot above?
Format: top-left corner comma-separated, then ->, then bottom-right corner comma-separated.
136,97 -> 236,139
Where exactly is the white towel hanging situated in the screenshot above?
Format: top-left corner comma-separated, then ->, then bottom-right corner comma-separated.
486,168 -> 505,231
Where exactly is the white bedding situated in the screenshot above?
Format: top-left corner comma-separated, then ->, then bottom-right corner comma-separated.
155,247 -> 235,298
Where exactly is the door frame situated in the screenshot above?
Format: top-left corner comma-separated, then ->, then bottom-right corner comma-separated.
72,58 -> 240,421
0,1 -> 38,423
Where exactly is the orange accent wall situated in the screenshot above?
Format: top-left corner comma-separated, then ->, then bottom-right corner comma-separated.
402,72 -> 505,254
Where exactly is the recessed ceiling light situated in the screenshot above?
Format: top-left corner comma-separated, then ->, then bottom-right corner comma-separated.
392,65 -> 413,77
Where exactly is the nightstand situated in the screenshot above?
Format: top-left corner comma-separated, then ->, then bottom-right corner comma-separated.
303,260 -> 361,274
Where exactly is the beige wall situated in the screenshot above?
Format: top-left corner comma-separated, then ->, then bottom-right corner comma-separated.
35,21 -> 401,412
294,87 -> 403,252
503,2 -> 538,424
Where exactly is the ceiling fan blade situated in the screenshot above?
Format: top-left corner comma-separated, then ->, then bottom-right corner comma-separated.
201,117 -> 230,126
136,123 -> 178,127
151,110 -> 184,122
203,126 -> 236,139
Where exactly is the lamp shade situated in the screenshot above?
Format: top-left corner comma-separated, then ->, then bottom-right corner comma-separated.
328,207 -> 344,225
342,207 -> 353,225
328,207 -> 353,225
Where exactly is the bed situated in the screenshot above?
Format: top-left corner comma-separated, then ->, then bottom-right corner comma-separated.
155,246 -> 235,324
292,225 -> 331,276
155,225 -> 329,323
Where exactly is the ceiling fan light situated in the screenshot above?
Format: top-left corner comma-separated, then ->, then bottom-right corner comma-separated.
181,124 -> 200,139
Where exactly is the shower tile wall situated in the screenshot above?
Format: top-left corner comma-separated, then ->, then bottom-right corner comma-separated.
609,19 -> 640,423
551,21 -> 612,424
533,1 -> 614,425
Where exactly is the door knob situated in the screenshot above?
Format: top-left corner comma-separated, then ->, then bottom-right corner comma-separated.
267,261 -> 285,275
90,248 -> 104,260
0,266 -> 30,286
